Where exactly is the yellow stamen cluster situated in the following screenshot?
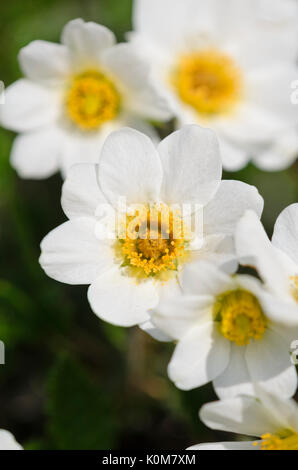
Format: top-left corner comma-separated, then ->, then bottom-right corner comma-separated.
115,204 -> 191,280
290,275 -> 298,302
173,49 -> 242,116
213,290 -> 266,346
66,70 -> 120,130
254,431 -> 298,450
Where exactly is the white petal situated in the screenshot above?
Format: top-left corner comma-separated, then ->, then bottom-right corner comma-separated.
98,128 -> 162,207
10,127 -> 61,179
200,395 -> 282,437
62,163 -> 108,219
87,268 -> 158,327
133,0 -> 217,50
254,387 -> 298,433
192,235 -> 238,273
159,125 -> 222,207
219,138 -> 250,172
231,14 -> 298,69
40,218 -> 113,285
0,430 -> 22,450
204,180 -> 263,236
168,322 -> 230,390
124,116 -> 161,145
247,65 -> 298,124
188,441 -> 256,450
60,121 -> 119,177
236,274 -> 298,326
153,279 -> 213,340
217,103 -> 286,145
0,79 -> 59,132
102,43 -> 172,121
246,329 -> 297,399
272,203 -> 298,266
139,320 -> 172,342
256,0 -> 298,23
213,345 -> 254,399
61,19 -> 115,66
255,289 -> 298,327
236,210 -> 293,298
254,131 -> 298,171
180,260 -> 236,297
19,40 -> 71,85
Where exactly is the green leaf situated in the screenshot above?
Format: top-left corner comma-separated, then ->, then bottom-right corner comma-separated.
46,354 -> 118,449
0,279 -> 36,345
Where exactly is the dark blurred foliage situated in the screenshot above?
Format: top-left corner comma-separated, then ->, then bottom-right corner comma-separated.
0,0 -> 297,450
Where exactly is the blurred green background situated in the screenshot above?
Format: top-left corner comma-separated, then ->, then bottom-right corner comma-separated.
0,0 -> 297,450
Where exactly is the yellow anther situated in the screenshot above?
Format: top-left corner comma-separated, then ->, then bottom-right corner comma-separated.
173,49 -> 242,116
66,70 -> 120,130
214,290 -> 266,346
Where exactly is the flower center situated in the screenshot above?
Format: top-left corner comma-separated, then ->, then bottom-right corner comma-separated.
213,290 -> 266,346
290,275 -> 298,302
255,431 -> 298,450
65,71 -> 120,130
173,49 -> 242,116
115,204 -> 191,280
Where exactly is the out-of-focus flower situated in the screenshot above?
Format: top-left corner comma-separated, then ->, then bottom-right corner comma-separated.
0,429 -> 22,450
188,387 -> 298,450
39,125 -> 263,331
236,206 -> 298,314
0,19 -> 171,178
152,259 -> 297,398
130,0 -> 298,171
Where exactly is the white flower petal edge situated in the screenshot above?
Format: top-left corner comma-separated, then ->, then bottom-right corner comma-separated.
187,441 -> 256,451
40,125 -> 263,329
0,430 -> 22,450
61,164 -> 108,220
87,267 -> 158,327
19,40 -> 71,85
167,321 -> 231,391
61,19 -> 116,66
39,218 -> 114,285
158,125 -> 222,207
272,203 -> 298,266
236,208 -> 298,306
98,127 -> 163,207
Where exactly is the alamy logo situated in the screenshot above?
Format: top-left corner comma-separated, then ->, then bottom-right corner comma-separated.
0,340 -> 5,364
0,81 -> 5,104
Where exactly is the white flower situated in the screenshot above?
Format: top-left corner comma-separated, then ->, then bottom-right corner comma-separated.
130,0 -> 298,171
152,259 -> 298,398
0,429 -> 22,450
39,125 -> 263,330
188,387 -> 298,450
0,18 -> 171,179
236,205 -> 298,315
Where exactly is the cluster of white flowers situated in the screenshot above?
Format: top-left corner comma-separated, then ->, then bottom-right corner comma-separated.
0,0 -> 298,451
